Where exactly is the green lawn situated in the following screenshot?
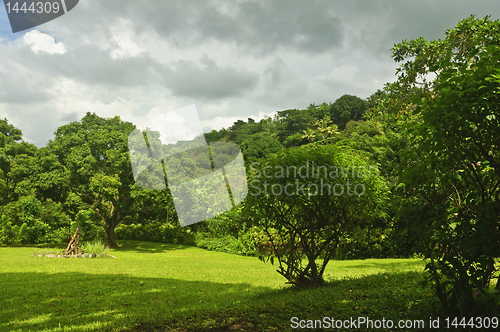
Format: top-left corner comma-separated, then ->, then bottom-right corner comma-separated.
0,241 -> 437,332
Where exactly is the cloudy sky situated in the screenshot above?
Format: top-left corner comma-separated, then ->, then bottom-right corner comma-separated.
0,0 -> 498,147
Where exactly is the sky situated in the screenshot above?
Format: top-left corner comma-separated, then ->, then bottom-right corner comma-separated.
0,0 -> 498,147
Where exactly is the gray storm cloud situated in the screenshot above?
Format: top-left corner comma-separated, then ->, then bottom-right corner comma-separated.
0,0 -> 498,146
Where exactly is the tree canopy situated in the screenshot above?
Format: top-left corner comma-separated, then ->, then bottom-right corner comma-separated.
246,143 -> 389,286
381,15 -> 500,315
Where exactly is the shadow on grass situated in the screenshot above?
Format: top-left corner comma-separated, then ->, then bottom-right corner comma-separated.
0,271 -> 270,332
2,242 -> 68,249
332,259 -> 425,272
113,241 -> 193,253
122,271 -> 441,332
0,241 -> 191,254
0,269 -> 442,332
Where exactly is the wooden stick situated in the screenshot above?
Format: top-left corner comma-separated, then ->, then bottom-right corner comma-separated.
76,233 -> 79,254
64,228 -> 79,255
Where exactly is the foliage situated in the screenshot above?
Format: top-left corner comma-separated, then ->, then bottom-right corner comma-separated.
195,232 -> 256,256
300,127 -> 317,143
80,239 -> 109,254
115,222 -> 196,245
389,15 -> 500,316
330,94 -> 368,129
43,112 -> 138,247
282,132 -> 306,147
71,209 -> 103,241
0,196 -> 71,244
239,132 -> 284,163
0,119 -> 38,206
276,108 -> 318,139
0,215 -> 15,244
246,143 -> 389,286
314,115 -> 340,140
194,208 -> 258,256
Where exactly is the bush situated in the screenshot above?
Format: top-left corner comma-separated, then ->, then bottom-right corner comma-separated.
194,226 -> 272,257
72,210 -> 100,241
0,215 -> 15,244
40,200 -> 70,230
199,209 -> 245,238
195,233 -> 251,256
334,225 -> 397,260
49,228 -> 72,244
390,16 -> 500,316
246,143 -> 389,286
81,239 -> 108,254
0,196 -> 73,245
115,223 -> 195,245
9,217 -> 52,244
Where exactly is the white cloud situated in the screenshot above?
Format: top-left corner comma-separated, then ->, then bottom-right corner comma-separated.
326,65 -> 360,81
23,30 -> 67,54
201,115 -> 242,132
142,104 -> 205,145
99,19 -> 147,59
201,110 -> 277,132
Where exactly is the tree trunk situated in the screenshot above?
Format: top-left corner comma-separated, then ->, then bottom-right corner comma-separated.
98,201 -> 122,248
104,222 -> 118,248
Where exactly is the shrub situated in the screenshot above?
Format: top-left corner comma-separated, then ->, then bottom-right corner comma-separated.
72,210 -> 100,241
17,223 -> 29,244
40,200 -> 70,230
0,196 -> 72,244
49,228 -> 72,244
0,215 -> 15,245
194,226 -> 271,257
200,209 -> 244,238
195,233 -> 246,255
246,143 -> 389,286
81,240 -> 108,254
115,223 -> 195,245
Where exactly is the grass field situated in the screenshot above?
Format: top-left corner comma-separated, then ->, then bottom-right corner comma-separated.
0,241 -> 438,332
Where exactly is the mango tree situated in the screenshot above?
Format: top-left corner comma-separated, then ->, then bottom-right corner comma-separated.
45,113 -> 137,247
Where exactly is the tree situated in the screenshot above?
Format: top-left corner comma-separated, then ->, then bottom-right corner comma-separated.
246,143 -> 389,286
240,132 -> 284,163
46,113 -> 137,247
300,128 -> 316,143
228,119 -> 248,141
204,129 -> 223,143
314,116 -> 339,140
330,95 -> 368,129
276,109 -> 316,139
366,89 -> 388,109
0,118 -> 22,144
0,119 -> 37,205
389,15 -> 500,315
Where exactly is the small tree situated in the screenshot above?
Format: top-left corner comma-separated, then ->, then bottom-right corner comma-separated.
300,128 -> 316,143
246,143 -> 389,286
315,116 -> 340,140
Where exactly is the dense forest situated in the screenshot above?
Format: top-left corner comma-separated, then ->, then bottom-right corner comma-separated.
1,15 -> 499,317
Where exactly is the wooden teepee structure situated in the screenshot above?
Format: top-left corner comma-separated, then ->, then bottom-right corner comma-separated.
64,228 -> 81,255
